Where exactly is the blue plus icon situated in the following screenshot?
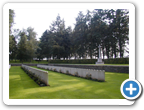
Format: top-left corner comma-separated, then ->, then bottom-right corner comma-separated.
123,81 -> 139,97
126,83 -> 137,95
121,79 -> 142,100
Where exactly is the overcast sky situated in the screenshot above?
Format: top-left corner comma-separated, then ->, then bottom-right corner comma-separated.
12,8 -> 94,40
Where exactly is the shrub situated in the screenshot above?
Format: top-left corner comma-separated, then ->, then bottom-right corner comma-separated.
74,72 -> 78,76
66,70 -> 69,75
33,77 -> 38,81
59,69 -> 62,73
53,68 -> 57,72
86,73 -> 91,79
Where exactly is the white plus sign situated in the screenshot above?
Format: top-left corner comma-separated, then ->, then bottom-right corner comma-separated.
126,83 -> 137,95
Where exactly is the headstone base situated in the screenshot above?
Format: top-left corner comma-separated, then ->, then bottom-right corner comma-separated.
96,58 -> 104,65
96,62 -> 104,64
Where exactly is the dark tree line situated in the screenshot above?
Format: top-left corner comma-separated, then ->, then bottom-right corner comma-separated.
9,9 -> 129,62
38,9 -> 129,60
38,15 -> 72,60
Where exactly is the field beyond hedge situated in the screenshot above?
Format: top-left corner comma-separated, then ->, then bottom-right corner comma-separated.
9,66 -> 128,99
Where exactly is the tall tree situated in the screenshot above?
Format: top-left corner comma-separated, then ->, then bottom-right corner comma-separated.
17,31 -> 27,62
110,9 -> 129,58
9,35 -> 17,61
9,9 -> 15,35
73,11 -> 88,59
85,10 -> 95,59
39,30 -> 55,60
26,27 -> 38,61
88,9 -> 107,59
50,14 -> 72,59
17,28 -> 38,62
38,9 -> 129,60
9,9 -> 16,60
35,45 -> 43,62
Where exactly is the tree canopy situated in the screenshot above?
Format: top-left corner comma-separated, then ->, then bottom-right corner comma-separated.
9,9 -> 129,62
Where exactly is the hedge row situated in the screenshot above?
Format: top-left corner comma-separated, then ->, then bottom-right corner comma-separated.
48,59 -> 96,64
48,58 -> 129,64
104,58 -> 129,64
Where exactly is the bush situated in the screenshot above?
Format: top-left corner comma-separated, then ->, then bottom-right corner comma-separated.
86,73 -> 91,79
59,69 -> 62,73
74,72 -> 78,77
66,70 -> 70,75
53,68 -> 57,72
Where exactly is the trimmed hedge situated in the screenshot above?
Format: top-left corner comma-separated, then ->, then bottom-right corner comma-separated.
104,58 -> 129,64
48,59 -> 97,64
48,58 -> 129,64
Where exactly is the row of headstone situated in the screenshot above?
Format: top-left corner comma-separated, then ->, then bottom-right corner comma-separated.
22,65 -> 49,86
9,65 -> 11,69
37,65 -> 105,81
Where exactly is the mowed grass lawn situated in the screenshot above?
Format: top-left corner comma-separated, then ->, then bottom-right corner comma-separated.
9,66 -> 128,99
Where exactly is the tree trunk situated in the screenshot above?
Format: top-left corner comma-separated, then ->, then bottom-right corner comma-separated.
103,52 -> 104,59
74,54 -> 77,59
106,46 -> 109,59
90,55 -> 92,59
119,39 -> 123,58
89,49 -> 92,59
114,49 -> 116,58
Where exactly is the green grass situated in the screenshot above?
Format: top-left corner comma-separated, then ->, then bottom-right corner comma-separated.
9,66 -> 128,99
